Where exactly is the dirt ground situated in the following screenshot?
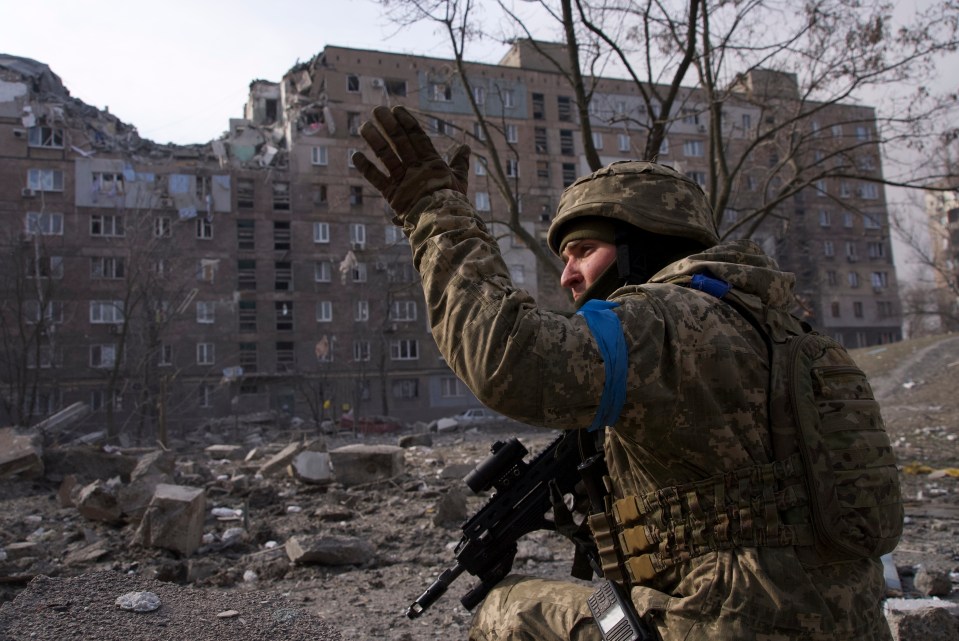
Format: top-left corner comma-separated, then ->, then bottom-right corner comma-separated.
0,332 -> 957,641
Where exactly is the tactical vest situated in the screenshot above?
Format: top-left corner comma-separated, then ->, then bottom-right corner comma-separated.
588,276 -> 904,587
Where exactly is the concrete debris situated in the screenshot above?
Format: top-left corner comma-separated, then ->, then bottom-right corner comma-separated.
30,402 -> 90,438
885,599 -> 959,641
328,444 -> 405,487
915,565 -> 954,597
76,479 -> 123,524
290,451 -> 333,485
258,441 -> 305,477
204,444 -> 246,460
0,427 -> 43,478
133,484 -> 206,556
284,534 -> 374,566
398,433 -> 433,448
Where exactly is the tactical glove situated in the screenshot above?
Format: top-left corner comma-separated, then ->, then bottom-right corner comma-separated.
352,106 -> 470,226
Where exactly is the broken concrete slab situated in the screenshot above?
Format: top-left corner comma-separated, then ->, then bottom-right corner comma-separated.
0,427 -> 43,478
2,542 -> 42,561
30,401 -> 90,436
258,441 -> 303,477
398,433 -> 432,448
133,484 -> 206,556
42,446 -> 137,483
290,451 -> 332,485
284,534 -> 374,566
76,480 -> 123,524
914,564 -> 953,597
885,599 -> 959,641
130,450 -> 175,481
328,444 -> 405,487
205,444 -> 246,460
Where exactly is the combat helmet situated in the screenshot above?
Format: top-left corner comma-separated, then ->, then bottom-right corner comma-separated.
547,160 -> 719,257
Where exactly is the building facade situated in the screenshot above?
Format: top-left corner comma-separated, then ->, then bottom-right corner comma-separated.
0,45 -> 903,440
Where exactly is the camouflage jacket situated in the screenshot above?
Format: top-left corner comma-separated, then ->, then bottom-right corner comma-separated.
405,190 -> 891,640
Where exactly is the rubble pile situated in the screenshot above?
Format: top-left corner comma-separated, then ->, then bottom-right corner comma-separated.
0,334 -> 957,640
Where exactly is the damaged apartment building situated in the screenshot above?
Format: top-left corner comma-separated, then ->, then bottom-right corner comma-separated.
0,45 -> 903,438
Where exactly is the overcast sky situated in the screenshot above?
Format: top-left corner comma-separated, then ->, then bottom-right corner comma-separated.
0,0 -> 529,145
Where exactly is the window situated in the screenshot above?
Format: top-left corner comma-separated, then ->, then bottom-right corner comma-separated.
196,259 -> 217,283
392,378 -> 419,399
90,389 -> 122,411
237,178 -> 254,208
26,255 -> 62,279
842,212 -> 854,228
536,161 -> 550,183
863,214 -> 881,230
385,78 -> 407,96
90,344 -> 117,368
277,342 -> 295,372
24,300 -> 63,324
273,261 -> 293,291
273,221 -> 291,250
239,342 -> 257,372
502,89 -> 515,109
196,175 -> 211,201
618,133 -> 630,152
534,127 -> 548,154
860,183 -> 879,199
390,300 -> 417,321
238,259 -> 256,290
855,126 -> 870,141
237,219 -> 254,250
390,339 -> 419,361
238,301 -> 257,332
877,301 -> 894,318
385,226 -> 404,245
347,74 -> 360,92
506,159 -> 520,178
681,110 -> 700,125
476,192 -> 491,211
311,146 -> 328,166
307,221 -> 329,245
197,343 -> 215,365
28,168 -> 64,192
349,185 -> 363,206
560,130 -> 575,155
314,261 -> 332,283
355,300 -> 369,322
848,271 -> 860,288
432,83 -> 452,102
741,114 -> 752,132
196,301 -> 215,324
557,96 -> 573,122
196,217 -> 213,239
347,112 -> 360,136
686,171 -> 706,188
353,340 -> 371,362
27,345 -> 59,369
473,86 -> 486,105
25,212 -> 63,235
316,301 -> 333,322
441,377 -> 467,398
819,210 -> 831,227
853,302 -> 864,318
658,138 -> 669,156
831,302 -> 841,318
592,132 -> 604,150
92,172 -> 124,195
473,121 -> 486,142
155,216 -> 172,238
89,300 -> 124,324
867,242 -> 886,259
276,301 -> 294,331
273,181 -> 290,211
91,214 -> 124,237
831,124 -> 843,137
313,184 -> 328,207
158,344 -> 173,367
90,256 -> 125,279
826,270 -> 838,287
845,241 -> 857,261
28,126 -> 63,148
428,118 -> 451,135
871,271 -> 889,289
352,263 -> 368,283
562,163 -> 577,187
198,384 -> 214,408
839,181 -> 852,198
823,240 -> 835,257
683,140 -> 704,157
532,93 -> 545,119
815,179 -> 827,196
510,264 -> 526,284
506,124 -> 519,144
475,158 -> 487,176
350,223 -> 366,249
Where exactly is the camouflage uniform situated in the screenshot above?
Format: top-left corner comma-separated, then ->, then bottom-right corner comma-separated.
399,184 -> 892,641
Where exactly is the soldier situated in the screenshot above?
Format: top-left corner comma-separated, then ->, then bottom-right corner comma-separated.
353,106 -> 894,641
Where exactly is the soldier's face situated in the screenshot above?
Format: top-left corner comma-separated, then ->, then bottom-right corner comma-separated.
560,239 -> 618,302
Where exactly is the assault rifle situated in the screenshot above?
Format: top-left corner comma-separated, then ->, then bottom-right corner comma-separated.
406,429 -> 597,619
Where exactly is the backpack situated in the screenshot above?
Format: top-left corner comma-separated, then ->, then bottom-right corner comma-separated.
716,281 -> 904,565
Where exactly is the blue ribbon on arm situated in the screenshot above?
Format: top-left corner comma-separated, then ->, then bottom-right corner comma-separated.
576,299 -> 628,432
690,273 -> 731,299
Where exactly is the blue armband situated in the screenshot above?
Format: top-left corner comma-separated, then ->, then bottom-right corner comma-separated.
576,300 -> 628,432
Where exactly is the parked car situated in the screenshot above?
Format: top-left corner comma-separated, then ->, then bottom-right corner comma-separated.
431,407 -> 502,432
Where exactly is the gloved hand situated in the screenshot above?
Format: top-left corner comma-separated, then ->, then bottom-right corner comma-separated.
352,106 -> 470,226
